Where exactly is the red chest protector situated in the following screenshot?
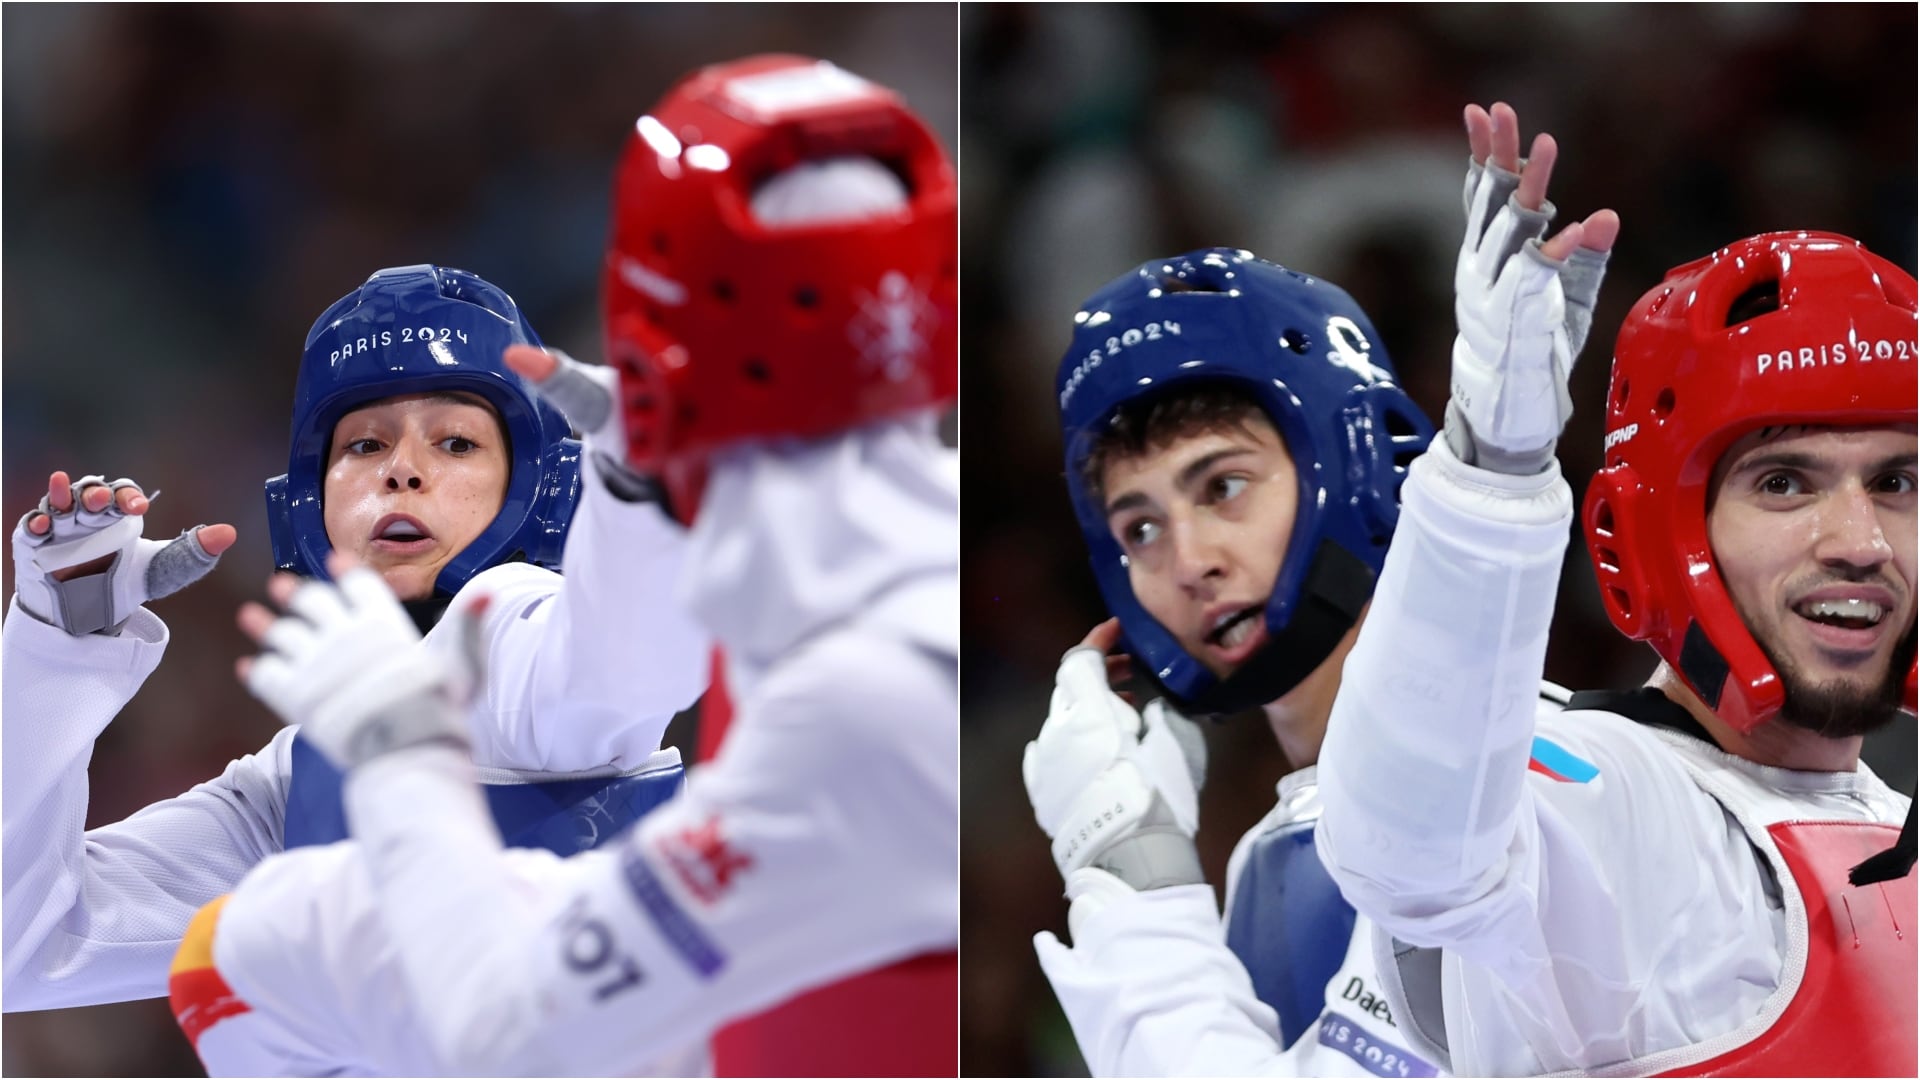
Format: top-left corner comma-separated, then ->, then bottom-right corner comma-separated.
1659,819 -> 1915,1078
698,649 -> 957,1077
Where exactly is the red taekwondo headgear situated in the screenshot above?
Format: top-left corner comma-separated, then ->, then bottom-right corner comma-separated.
601,54 -> 957,520
1583,231 -> 1918,734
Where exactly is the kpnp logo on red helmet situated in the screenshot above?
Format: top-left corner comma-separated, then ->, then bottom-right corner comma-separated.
1583,230 -> 1919,733
601,55 -> 957,522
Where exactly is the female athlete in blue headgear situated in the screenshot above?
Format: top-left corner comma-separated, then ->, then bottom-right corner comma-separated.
152,54 -> 960,1077
3,264 -> 709,1014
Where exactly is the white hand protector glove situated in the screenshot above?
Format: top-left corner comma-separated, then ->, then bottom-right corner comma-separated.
11,477 -> 222,635
1448,158 -> 1610,475
245,567 -> 479,770
511,346 -> 666,506
1023,645 -> 1209,891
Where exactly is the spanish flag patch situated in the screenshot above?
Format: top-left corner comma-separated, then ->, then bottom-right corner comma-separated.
168,895 -> 252,1046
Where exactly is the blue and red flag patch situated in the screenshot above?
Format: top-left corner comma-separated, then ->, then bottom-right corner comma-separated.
1528,736 -> 1599,783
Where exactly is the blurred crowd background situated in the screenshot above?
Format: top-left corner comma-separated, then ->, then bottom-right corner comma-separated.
1,4 -> 954,1075
960,3 -> 1916,1076
5,3 -> 1917,1077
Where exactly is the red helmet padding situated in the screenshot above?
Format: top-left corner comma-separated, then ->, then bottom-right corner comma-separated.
602,55 -> 956,515
1583,230 -> 1918,733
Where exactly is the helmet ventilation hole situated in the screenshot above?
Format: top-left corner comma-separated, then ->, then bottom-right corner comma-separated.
1654,387 -> 1675,419
743,358 -> 771,383
1606,586 -> 1633,619
1277,328 -> 1311,354
651,231 -> 670,256
1158,276 -> 1229,295
793,286 -> 819,310
1592,500 -> 1615,534
1612,377 -> 1631,411
1725,281 -> 1780,326
1384,406 -> 1424,468
712,280 -> 736,304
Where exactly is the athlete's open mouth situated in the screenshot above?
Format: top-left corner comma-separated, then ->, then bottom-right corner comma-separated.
1792,597 -> 1887,632
372,514 -> 434,542
370,514 -> 436,552
1206,606 -> 1263,649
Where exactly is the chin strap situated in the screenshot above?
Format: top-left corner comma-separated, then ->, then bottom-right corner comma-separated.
1165,540 -> 1372,719
1849,796 -> 1917,887
403,595 -> 452,637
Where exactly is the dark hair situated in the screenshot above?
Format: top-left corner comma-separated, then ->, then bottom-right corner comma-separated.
1081,381 -> 1274,500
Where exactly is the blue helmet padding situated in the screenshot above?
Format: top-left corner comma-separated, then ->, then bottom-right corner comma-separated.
264,265 -> 582,597
1058,249 -> 1434,711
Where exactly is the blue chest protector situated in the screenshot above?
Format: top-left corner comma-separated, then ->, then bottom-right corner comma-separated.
1223,818 -> 1358,1047
282,734 -> 683,857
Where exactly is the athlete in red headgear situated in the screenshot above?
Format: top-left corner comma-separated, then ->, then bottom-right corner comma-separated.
596,51 -> 958,1076
1312,105 -> 1915,1076
598,52 -> 955,521
166,56 -> 958,1075
1583,231 -> 1919,735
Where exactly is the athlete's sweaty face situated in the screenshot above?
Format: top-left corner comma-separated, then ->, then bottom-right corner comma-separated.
322,392 -> 510,602
1101,414 -> 1298,677
1708,424 -> 1918,737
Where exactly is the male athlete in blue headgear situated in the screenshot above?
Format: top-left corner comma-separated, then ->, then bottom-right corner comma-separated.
3,265 -> 709,1015
1022,227 -> 1610,1070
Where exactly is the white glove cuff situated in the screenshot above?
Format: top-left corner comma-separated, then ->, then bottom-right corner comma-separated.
1048,761 -> 1158,876
1412,440 -> 1574,536
1089,794 -> 1205,891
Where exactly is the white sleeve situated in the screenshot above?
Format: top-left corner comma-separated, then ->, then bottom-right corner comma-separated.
1035,872 -> 1294,1076
1311,444 -> 1776,1074
2,598 -> 293,1010
1314,443 -> 1572,969
1035,801 -> 1441,1079
441,485 -> 710,773
334,628 -> 957,1075
198,841 -> 579,1078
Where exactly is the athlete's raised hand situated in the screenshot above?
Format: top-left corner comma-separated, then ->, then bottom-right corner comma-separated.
1448,102 -> 1620,475
504,345 -> 665,505
238,551 -> 484,770
12,470 -> 235,635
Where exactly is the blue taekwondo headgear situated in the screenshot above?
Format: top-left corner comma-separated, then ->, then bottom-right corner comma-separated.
1058,248 -> 1434,716
265,264 -> 582,598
